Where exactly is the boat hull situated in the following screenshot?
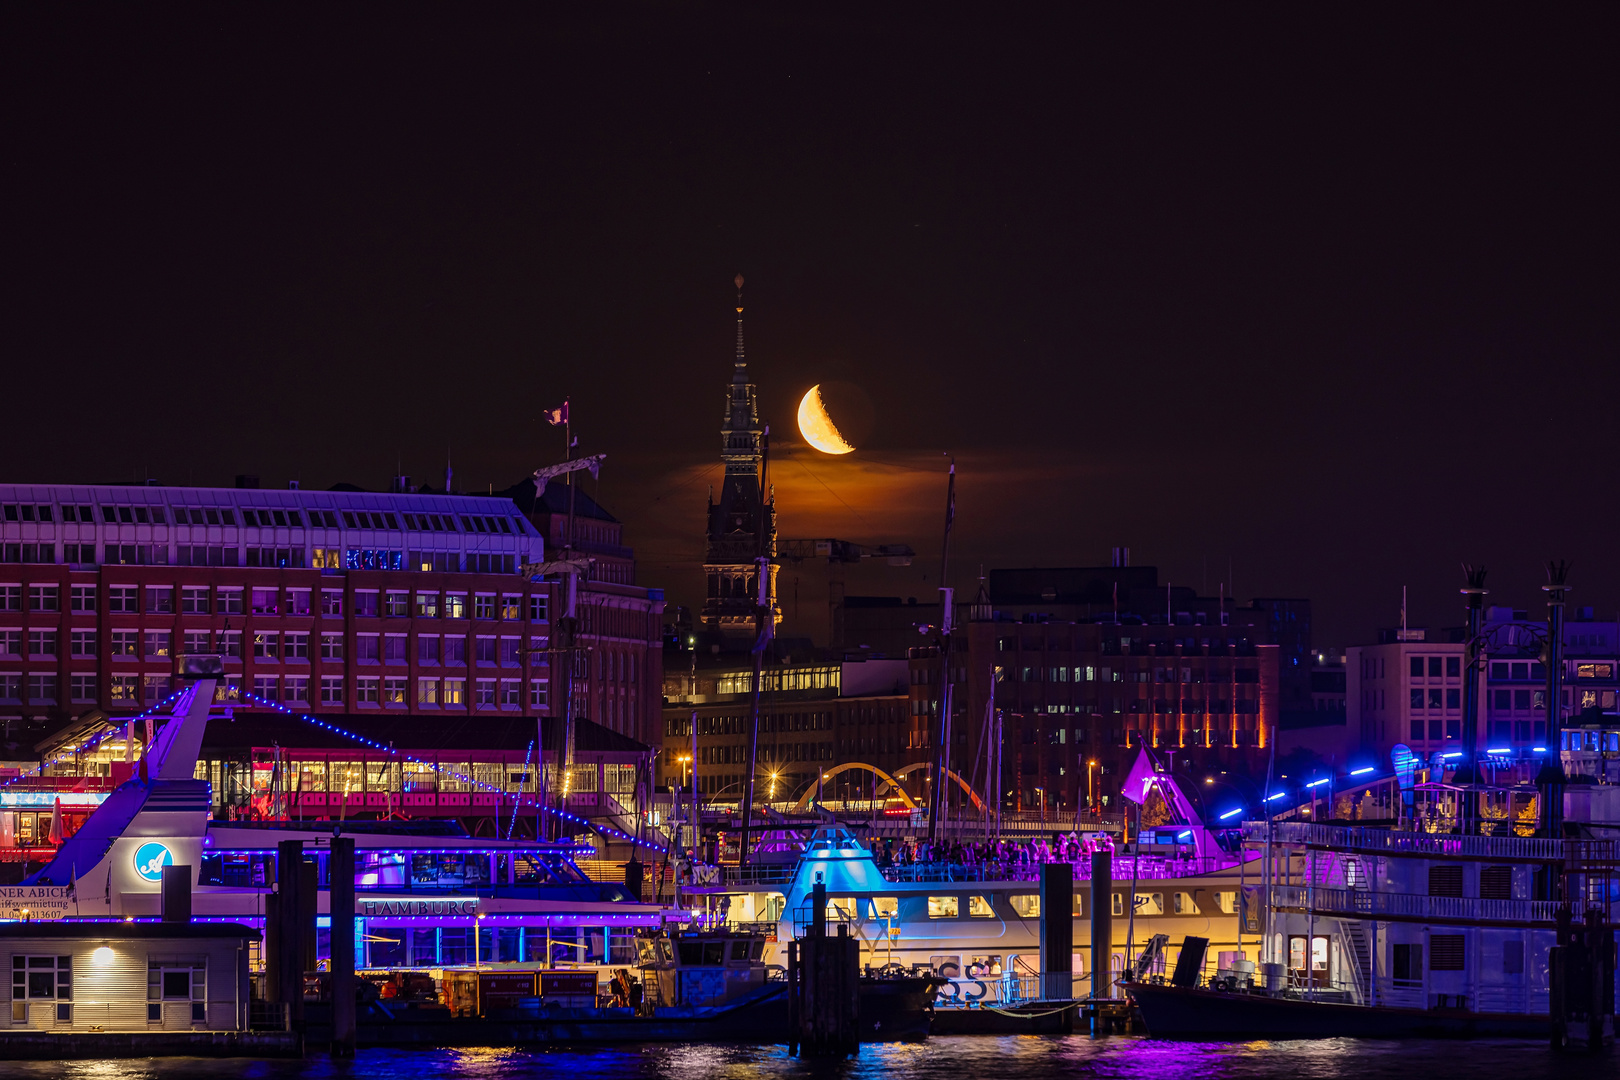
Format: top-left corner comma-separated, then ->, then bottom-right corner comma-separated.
306,976 -> 939,1046
1130,983 -> 1550,1040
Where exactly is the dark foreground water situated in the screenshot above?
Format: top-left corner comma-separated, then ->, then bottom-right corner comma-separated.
7,1038 -> 1620,1080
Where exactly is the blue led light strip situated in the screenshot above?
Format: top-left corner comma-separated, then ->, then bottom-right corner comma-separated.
0,689 -> 187,794
239,691 -> 666,853
507,738 -> 534,842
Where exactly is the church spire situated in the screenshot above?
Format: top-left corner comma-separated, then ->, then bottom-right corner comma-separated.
733,273 -> 747,384
704,273 -> 777,639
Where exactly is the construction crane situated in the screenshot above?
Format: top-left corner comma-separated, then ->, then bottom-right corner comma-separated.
777,538 -> 916,649
776,539 -> 915,565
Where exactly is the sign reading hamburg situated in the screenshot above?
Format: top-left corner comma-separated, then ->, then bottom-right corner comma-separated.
359,898 -> 478,917
133,842 -> 174,883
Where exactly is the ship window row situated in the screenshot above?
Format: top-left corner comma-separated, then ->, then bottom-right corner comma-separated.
1563,729 -> 1620,752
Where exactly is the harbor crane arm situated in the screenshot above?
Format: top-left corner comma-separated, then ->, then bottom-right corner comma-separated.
777,538 -> 914,565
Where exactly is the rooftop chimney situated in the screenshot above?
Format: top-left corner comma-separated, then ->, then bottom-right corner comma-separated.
288,480 -> 300,490
235,474 -> 260,489
1111,546 -> 1130,568
391,475 -> 412,494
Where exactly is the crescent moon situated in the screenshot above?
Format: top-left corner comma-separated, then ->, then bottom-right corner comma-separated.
797,385 -> 856,455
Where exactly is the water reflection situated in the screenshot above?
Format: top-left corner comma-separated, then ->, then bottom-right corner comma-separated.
10,1037 -> 1620,1080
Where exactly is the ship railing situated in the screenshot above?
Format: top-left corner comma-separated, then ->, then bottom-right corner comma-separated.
706,863 -> 797,887
878,855 -> 1234,884
1243,820 -> 1567,861
1269,884 -> 1565,925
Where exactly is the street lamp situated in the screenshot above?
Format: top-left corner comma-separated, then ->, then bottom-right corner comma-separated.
1087,760 -> 1098,811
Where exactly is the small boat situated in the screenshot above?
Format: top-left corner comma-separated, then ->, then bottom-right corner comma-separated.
305,924 -> 937,1045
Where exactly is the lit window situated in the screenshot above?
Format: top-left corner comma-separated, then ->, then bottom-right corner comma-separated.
926,896 -> 960,919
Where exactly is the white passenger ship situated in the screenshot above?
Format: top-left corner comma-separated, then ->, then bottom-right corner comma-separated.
686,762 -> 1258,1003
1131,740 -> 1620,1043
6,680 -> 674,981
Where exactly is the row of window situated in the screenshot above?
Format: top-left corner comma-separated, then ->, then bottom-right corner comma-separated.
695,712 -> 830,736
1,502 -> 525,534
994,665 -> 1261,684
0,672 -> 556,711
0,673 -> 96,704
0,583 -> 549,621
699,741 -> 832,765
0,628 -> 542,664
1,543 -> 524,575
250,675 -> 548,710
934,697 -> 1261,716
996,634 -> 1241,653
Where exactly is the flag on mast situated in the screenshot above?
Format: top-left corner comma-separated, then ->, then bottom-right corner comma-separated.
543,400 -> 569,427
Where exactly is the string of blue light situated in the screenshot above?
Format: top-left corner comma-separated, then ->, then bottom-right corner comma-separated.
506,738 -> 534,842
0,688 -> 188,794
238,690 -> 667,854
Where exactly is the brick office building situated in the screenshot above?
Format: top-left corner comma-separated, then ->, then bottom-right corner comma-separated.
0,483 -> 665,768
903,585 -> 1281,815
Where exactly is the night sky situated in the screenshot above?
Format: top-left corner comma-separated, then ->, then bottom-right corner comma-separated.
5,9 -> 1616,648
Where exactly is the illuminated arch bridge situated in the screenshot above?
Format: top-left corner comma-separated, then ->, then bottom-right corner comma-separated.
788,761 -> 985,813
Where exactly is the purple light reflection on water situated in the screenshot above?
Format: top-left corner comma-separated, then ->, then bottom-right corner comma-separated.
2,1037 -> 1608,1080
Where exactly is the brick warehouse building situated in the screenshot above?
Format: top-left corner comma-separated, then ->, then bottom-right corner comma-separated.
0,483 -> 665,785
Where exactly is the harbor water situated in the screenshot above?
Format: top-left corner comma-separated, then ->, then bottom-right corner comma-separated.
7,1037 -> 1618,1080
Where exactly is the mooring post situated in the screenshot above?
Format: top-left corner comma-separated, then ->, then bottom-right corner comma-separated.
1040,861 -> 1074,1001
1090,847 -> 1112,1035
330,836 -> 356,1058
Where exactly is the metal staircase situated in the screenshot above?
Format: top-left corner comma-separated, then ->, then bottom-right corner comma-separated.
1337,853 -> 1375,1005
1341,918 -> 1374,1005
